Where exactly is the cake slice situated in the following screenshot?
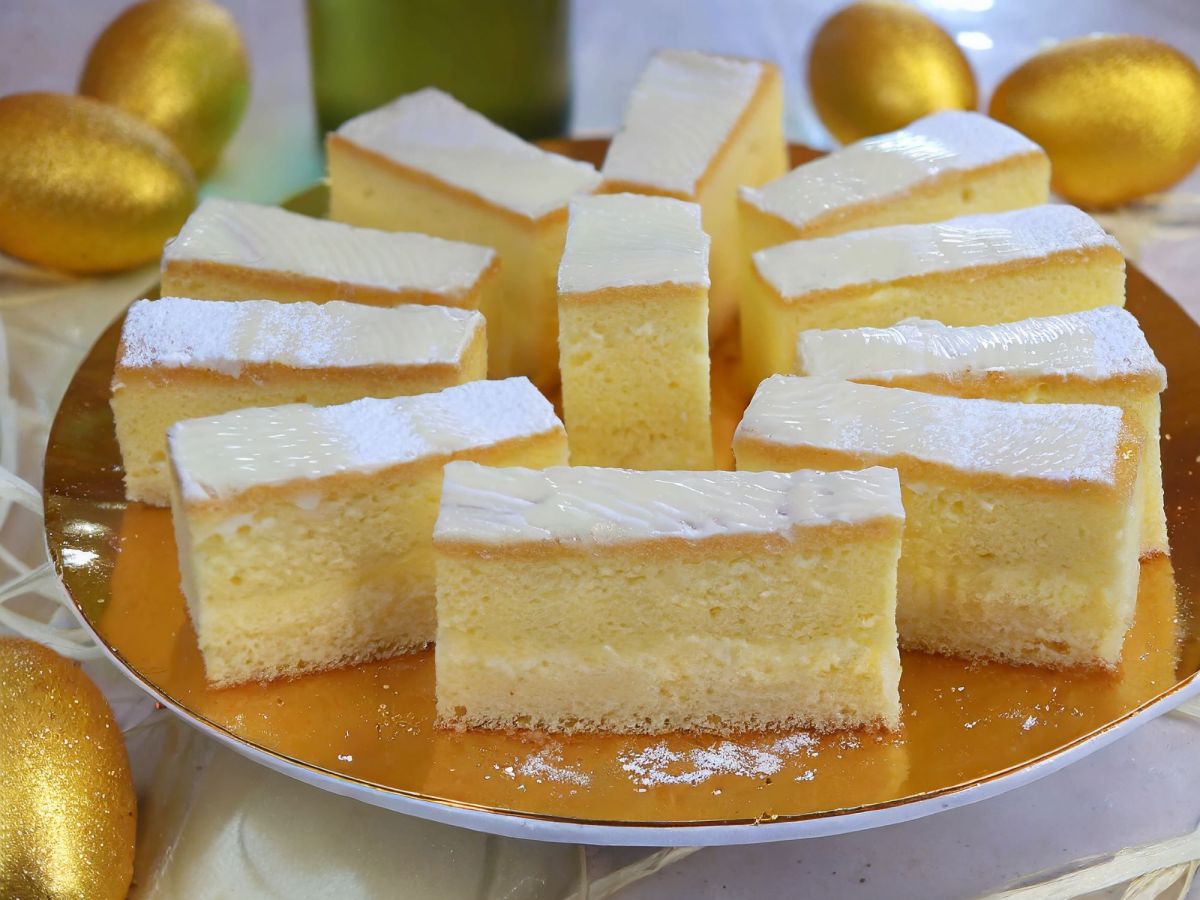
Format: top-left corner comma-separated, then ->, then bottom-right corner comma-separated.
600,50 -> 786,340
327,88 -> 602,388
734,376 -> 1144,669
558,193 -> 713,469
740,205 -> 1124,388
739,110 -> 1049,253
168,378 -> 568,687
111,296 -> 486,506
434,462 -> 905,733
161,197 -> 498,309
795,307 -> 1167,556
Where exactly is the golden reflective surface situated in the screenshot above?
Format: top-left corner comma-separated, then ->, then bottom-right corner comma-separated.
44,142 -> 1200,829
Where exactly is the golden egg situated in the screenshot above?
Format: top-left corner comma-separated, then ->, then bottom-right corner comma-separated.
808,1 -> 978,144
0,638 -> 136,900
0,92 -> 196,274
80,0 -> 250,175
990,36 -> 1200,208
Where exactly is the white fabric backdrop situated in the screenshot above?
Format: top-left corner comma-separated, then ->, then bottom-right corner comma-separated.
1,1 -> 1198,896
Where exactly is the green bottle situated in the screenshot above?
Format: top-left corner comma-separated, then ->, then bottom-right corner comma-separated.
307,0 -> 570,139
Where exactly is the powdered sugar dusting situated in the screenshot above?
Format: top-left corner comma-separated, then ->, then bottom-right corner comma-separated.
169,377 -> 564,502
797,306 -> 1164,388
516,746 -> 591,786
164,197 -> 495,296
619,732 -> 821,787
755,204 -> 1117,299
738,376 -> 1126,486
118,296 -> 482,374
336,88 -> 600,219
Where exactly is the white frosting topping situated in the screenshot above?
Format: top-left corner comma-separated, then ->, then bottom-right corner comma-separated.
335,88 -> 601,220
169,378 -> 562,502
601,50 -> 767,196
434,462 -> 903,545
558,193 -> 710,294
736,376 -> 1127,486
797,307 -> 1165,388
117,297 -> 482,376
163,198 -> 495,297
741,111 -> 1044,230
755,205 -> 1118,298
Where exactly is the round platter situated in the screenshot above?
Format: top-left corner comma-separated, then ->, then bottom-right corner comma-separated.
45,140 -> 1200,846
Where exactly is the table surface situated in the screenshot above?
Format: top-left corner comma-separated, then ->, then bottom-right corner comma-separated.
2,1 -> 1199,897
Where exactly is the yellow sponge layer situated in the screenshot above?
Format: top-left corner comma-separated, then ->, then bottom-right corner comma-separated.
740,250 -> 1125,392
736,444 -> 1142,668
855,375 -> 1165,559
559,287 -> 713,469
113,338 -> 485,507
436,526 -> 903,734
172,435 -> 567,687
328,140 -> 572,390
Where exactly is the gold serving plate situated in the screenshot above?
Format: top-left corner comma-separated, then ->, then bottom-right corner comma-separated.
45,142 -> 1200,835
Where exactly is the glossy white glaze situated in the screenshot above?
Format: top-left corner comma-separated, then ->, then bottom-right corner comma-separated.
118,297 -> 483,376
796,306 -> 1165,388
558,193 -> 710,294
335,88 -> 601,220
735,376 -> 1126,485
601,50 -> 766,196
434,462 -> 903,545
169,378 -> 563,502
163,197 -> 496,297
740,110 -> 1044,231
754,205 -> 1117,299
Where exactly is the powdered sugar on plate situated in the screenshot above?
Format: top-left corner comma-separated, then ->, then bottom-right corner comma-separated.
619,733 -> 822,787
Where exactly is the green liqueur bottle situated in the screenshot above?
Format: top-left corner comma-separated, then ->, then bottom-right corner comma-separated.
307,0 -> 570,139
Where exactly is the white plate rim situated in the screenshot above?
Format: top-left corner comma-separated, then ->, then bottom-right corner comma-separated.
63,580 -> 1200,847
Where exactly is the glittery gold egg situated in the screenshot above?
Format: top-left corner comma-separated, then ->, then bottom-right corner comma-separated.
808,1 -> 978,144
80,0 -> 250,175
0,638 -> 136,900
990,36 -> 1200,208
0,92 -> 196,274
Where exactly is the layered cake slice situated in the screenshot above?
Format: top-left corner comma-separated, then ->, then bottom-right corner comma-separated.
734,377 -> 1144,669
558,194 -> 713,469
434,462 -> 905,733
327,88 -> 602,388
796,307 -> 1168,556
161,197 -> 498,309
600,50 -> 786,339
111,296 -> 486,506
739,110 -> 1049,253
168,378 -> 568,687
740,205 -> 1124,388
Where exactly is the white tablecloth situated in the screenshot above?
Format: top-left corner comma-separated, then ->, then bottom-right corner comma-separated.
1,1 -> 1198,896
